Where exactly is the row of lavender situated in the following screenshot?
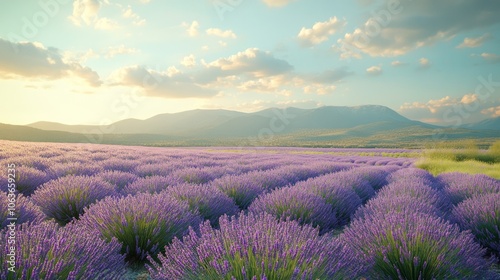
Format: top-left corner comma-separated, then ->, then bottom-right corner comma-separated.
149,168 -> 500,279
1,140 -> 499,279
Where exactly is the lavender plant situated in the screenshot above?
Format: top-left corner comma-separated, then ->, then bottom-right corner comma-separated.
101,158 -> 139,172
98,170 -> 138,191
211,175 -> 266,209
294,177 -> 362,226
439,172 -> 500,205
78,192 -> 202,263
0,221 -> 127,280
452,193 -> 500,257
353,194 -> 443,221
387,168 -> 437,187
47,161 -> 104,178
1,192 -> 45,229
13,166 -> 50,196
349,166 -> 392,190
325,171 -> 375,203
148,213 -> 362,279
343,211 -> 491,279
376,181 -> 452,214
31,175 -> 116,225
248,186 -> 336,233
166,183 -> 239,227
121,175 -> 181,195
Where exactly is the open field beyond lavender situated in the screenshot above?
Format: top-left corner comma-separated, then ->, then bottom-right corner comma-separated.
1,140 -> 499,280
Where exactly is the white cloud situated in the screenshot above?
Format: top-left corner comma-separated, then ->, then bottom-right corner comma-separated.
366,65 -> 382,75
0,39 -> 101,87
303,84 -> 337,95
336,0 -> 500,58
419,58 -> 430,68
399,93 -> 500,124
201,48 -> 293,81
481,106 -> 500,117
206,28 -> 237,39
94,17 -> 119,30
69,0 -> 125,30
69,0 -> 100,26
261,0 -> 296,7
391,60 -> 406,67
122,5 -> 146,26
108,65 -> 217,98
457,33 -> 491,48
183,21 -> 199,37
298,17 -> 346,47
107,48 -> 351,99
480,53 -> 500,63
238,75 -> 287,93
181,54 -> 196,67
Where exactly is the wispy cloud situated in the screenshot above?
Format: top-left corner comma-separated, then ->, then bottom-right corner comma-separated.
298,17 -> 346,47
418,58 -> 430,69
399,93 -> 500,124
457,33 -> 491,48
480,52 -> 500,63
337,0 -> 500,57
0,39 -> 101,87
366,65 -> 382,75
206,28 -> 237,39
183,21 -> 199,37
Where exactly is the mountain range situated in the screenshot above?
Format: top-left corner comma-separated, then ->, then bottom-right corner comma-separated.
1,105 -> 498,148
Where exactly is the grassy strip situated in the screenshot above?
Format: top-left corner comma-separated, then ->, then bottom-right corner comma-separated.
416,158 -> 500,179
417,140 -> 500,179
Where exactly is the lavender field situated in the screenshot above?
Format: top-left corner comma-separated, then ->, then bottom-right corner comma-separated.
1,140 -> 499,280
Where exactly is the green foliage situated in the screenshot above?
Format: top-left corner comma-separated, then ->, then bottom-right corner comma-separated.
416,159 -> 500,179
418,140 -> 500,179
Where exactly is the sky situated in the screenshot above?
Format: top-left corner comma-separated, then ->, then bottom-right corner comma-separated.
0,0 -> 499,126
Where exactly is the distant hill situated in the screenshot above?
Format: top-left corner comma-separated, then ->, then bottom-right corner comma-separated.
5,105 -> 498,148
0,123 -> 88,143
461,117 -> 500,131
28,105 -> 434,137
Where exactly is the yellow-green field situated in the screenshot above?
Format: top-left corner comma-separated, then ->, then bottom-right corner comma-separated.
417,140 -> 500,179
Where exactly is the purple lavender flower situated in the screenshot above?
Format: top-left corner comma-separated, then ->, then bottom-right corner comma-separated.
134,163 -> 177,177
46,161 -> 104,178
101,158 -> 139,172
13,166 -> 50,196
439,172 -> 500,205
294,177 -> 362,226
342,211 -> 491,279
98,170 -> 138,191
31,175 -> 116,225
324,171 -> 375,203
387,168 -> 437,187
121,175 -> 181,195
148,213 -> 362,279
7,155 -> 51,171
248,186 -> 336,233
166,183 -> 239,227
349,166 -> 392,190
353,194 -> 443,221
376,181 -> 452,214
0,221 -> 127,279
1,192 -> 45,229
171,166 -> 236,185
211,175 -> 266,209
78,192 -> 202,263
452,193 -> 500,256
